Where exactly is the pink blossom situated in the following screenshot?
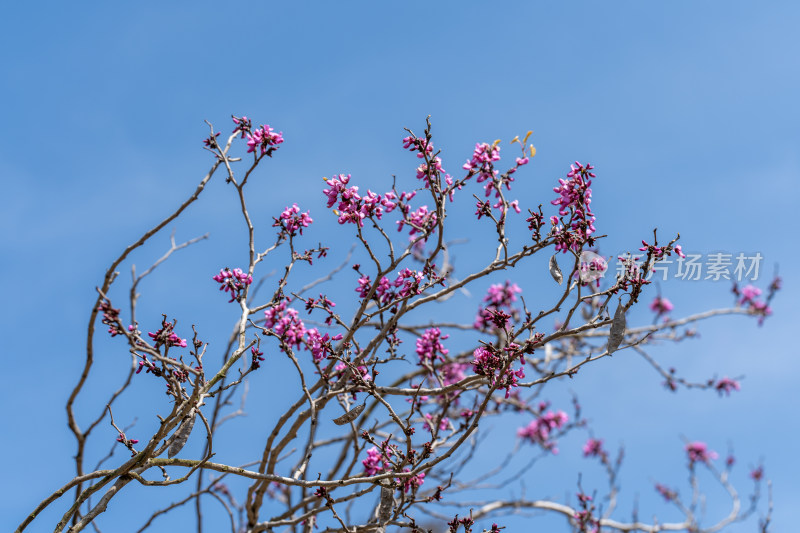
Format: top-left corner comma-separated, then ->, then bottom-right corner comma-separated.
415,328 -> 450,364
474,281 -> 521,330
739,285 -> 763,305
232,115 -> 252,138
246,124 -> 284,155
472,344 -> 526,398
402,136 -> 432,159
322,174 -> 401,228
517,410 -> 569,453
649,296 -> 674,316
440,362 -> 469,387
462,142 -> 501,183
264,301 -> 307,349
399,469 -> 425,493
582,438 -> 606,458
423,413 -> 450,432
305,328 -> 342,363
98,300 -> 125,337
685,441 -> 718,464
361,446 -> 389,476
550,162 -> 596,253
250,346 -> 265,369
397,205 -> 437,239
715,377 -> 741,396
274,204 -> 313,237
148,317 -> 187,349
213,267 -> 253,302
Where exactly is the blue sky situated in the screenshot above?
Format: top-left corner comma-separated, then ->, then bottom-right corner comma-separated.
2,2 -> 798,532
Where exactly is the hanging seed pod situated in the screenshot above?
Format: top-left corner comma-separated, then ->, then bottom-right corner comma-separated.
549,254 -> 563,285
607,303 -> 627,355
168,411 -> 197,458
377,482 -> 395,522
332,401 -> 367,426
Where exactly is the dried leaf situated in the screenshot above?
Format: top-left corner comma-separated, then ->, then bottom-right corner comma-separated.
332,401 -> 366,426
607,303 -> 627,354
168,412 -> 196,458
549,254 -> 563,285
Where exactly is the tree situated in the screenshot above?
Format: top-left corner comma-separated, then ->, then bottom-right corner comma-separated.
17,116 -> 779,533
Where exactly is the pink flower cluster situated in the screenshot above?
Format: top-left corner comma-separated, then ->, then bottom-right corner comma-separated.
399,469 -> 426,493
715,377 -> 741,396
212,267 -> 253,302
231,115 -> 252,138
639,240 -> 686,259
273,204 -> 313,237
246,124 -> 284,155
463,142 -> 500,188
333,362 -> 372,384
614,254 -> 652,294
440,362 -> 469,387
423,413 -> 450,433
305,328 -> 343,363
361,446 -> 425,493
474,281 -> 522,330
264,300 -> 308,350
362,446 -> 390,476
322,174 -> 404,227
403,136 -> 454,191
735,284 -> 772,324
397,205 -> 438,240
98,300 -> 125,337
147,317 -> 187,349
355,268 -> 425,304
402,136 -> 433,159
685,441 -> 718,465
550,162 -> 596,253
250,345 -> 265,369
472,344 -> 526,398
582,438 -> 606,459
263,299 -> 344,363
649,296 -> 674,316
415,328 -> 450,365
517,410 -> 569,453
